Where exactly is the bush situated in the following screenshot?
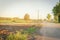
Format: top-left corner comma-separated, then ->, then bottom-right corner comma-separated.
6,31 -> 28,40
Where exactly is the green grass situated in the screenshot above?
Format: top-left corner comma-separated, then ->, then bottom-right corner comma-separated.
0,20 -> 29,23
6,31 -> 28,40
0,20 -> 12,23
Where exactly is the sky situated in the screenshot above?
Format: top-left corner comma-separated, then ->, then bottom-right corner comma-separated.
0,0 -> 59,19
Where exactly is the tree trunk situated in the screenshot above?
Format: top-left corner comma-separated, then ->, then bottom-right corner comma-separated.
58,15 -> 60,23
54,15 -> 58,23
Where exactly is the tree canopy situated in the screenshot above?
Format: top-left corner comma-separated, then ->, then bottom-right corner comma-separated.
53,3 -> 60,15
47,14 -> 51,21
24,13 -> 30,20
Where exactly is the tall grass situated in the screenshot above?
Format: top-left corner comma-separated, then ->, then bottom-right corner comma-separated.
6,31 -> 28,40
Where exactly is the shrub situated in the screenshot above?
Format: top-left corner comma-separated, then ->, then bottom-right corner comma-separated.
6,31 -> 28,40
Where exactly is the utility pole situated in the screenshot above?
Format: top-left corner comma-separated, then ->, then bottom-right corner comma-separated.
37,9 -> 40,26
38,9 -> 39,21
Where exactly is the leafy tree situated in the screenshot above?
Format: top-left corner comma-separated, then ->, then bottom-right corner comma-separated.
52,2 -> 60,22
47,14 -> 51,21
53,2 -> 60,15
24,13 -> 30,20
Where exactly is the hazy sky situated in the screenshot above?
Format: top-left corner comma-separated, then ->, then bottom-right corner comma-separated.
0,0 -> 59,19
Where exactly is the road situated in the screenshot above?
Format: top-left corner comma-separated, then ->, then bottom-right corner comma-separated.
39,22 -> 60,40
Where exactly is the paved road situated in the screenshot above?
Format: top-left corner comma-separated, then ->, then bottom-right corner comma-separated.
39,22 -> 60,40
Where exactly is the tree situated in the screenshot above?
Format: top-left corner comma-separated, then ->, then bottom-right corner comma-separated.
53,2 -> 60,15
24,13 -> 30,20
47,14 -> 51,21
52,2 -> 60,22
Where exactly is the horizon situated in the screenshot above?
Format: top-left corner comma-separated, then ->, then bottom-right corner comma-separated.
0,0 -> 59,19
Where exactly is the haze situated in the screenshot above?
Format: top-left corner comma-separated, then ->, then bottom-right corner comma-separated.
0,0 -> 59,19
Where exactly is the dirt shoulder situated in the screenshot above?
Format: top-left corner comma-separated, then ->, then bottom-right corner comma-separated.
0,23 -> 60,27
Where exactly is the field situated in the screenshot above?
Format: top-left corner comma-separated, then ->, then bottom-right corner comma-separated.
0,17 -> 43,23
